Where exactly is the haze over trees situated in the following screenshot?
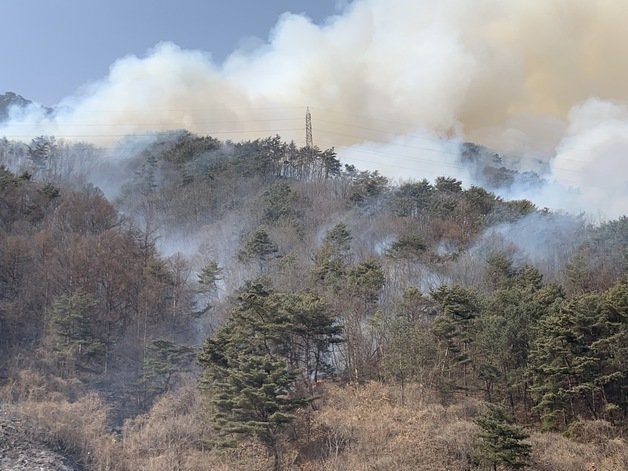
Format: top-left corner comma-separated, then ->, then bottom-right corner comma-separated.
0,130 -> 626,470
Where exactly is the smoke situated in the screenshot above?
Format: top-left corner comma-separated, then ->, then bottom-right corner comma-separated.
1,0 -> 627,216
339,131 -> 472,184
550,99 -> 628,217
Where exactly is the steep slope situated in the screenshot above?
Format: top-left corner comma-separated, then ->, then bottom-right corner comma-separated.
0,92 -> 32,122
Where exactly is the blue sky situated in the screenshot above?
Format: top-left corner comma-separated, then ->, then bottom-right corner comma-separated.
1,0 -> 340,104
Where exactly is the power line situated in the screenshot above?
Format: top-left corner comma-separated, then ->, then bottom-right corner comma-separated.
0,111 -> 612,176
1,128 -> 305,139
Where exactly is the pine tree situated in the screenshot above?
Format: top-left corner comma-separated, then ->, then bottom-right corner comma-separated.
313,223 -> 352,285
473,404 -> 531,470
273,291 -> 343,387
196,260 -> 222,313
529,280 -> 627,428
431,285 -> 480,393
202,340 -> 308,471
49,290 -> 106,370
143,339 -> 196,397
199,281 -> 326,470
197,260 -> 222,293
239,227 -> 279,272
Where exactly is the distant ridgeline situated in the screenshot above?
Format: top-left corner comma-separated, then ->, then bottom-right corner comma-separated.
460,142 -> 545,191
0,91 -> 53,123
0,92 -> 32,122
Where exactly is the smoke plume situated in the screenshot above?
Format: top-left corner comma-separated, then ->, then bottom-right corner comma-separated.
1,0 -> 627,216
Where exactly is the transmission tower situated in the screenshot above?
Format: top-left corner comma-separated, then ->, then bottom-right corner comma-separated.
305,107 -> 313,148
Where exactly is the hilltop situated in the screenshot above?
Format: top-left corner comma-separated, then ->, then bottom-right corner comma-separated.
0,92 -> 32,122
0,132 -> 626,470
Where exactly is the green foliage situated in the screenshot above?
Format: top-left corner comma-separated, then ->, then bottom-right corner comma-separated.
390,179 -> 433,217
373,288 -> 438,400
239,227 -> 279,271
143,339 -> 196,396
318,147 -> 341,179
347,258 -> 385,305
473,404 -> 531,470
28,135 -> 57,170
432,285 -> 481,321
564,251 -> 594,294
50,290 -> 106,366
197,260 -> 222,294
272,291 -> 343,383
435,176 -> 463,193
485,252 -> 516,290
349,170 -> 388,204
262,182 -> 302,226
464,186 -> 499,216
504,199 -> 536,218
313,223 -> 352,285
529,281 -> 628,429
2,128 -> 627,459
565,216 -> 628,292
164,132 -> 220,165
431,285 -> 481,392
471,261 -> 562,405
0,165 -> 21,189
199,280 -> 339,468
40,183 -> 60,199
386,234 -> 428,259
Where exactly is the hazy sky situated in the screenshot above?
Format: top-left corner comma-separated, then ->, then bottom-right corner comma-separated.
0,0 -> 339,104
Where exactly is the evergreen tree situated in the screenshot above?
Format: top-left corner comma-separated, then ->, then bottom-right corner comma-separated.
389,179 -> 433,218
143,339 -> 196,397
473,404 -> 531,470
196,260 -> 222,313
475,265 -> 560,409
347,258 -> 385,307
374,288 -> 438,403
201,336 -> 306,470
313,223 -> 352,285
262,182 -> 302,226
199,281 -> 338,469
529,281 -> 627,428
197,260 -> 222,293
272,291 -> 342,386
431,285 -> 481,393
239,227 -> 279,272
385,234 -> 428,260
49,290 -> 106,370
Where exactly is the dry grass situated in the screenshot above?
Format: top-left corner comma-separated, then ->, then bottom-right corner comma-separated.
0,368 -> 85,403
530,428 -> 628,471
302,381 -> 478,470
2,371 -> 627,471
119,382 -> 273,471
292,382 -> 628,471
13,393 -> 117,471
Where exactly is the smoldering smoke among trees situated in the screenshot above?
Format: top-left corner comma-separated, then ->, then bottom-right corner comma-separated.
0,129 -> 626,469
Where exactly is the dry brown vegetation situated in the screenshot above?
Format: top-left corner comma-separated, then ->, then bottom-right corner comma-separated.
1,136 -> 626,471
3,376 -> 626,470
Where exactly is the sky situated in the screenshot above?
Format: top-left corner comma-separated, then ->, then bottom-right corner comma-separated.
0,0 -> 340,105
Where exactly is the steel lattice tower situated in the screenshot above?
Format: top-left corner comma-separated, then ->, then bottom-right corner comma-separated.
305,107 -> 313,148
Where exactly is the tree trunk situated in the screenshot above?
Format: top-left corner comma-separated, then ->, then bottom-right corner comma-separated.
272,441 -> 281,471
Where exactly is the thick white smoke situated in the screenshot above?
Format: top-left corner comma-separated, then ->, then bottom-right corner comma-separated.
1,0 -> 627,216
551,99 -> 628,217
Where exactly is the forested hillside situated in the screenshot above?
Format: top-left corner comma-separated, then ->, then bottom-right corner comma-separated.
0,132 -> 626,470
